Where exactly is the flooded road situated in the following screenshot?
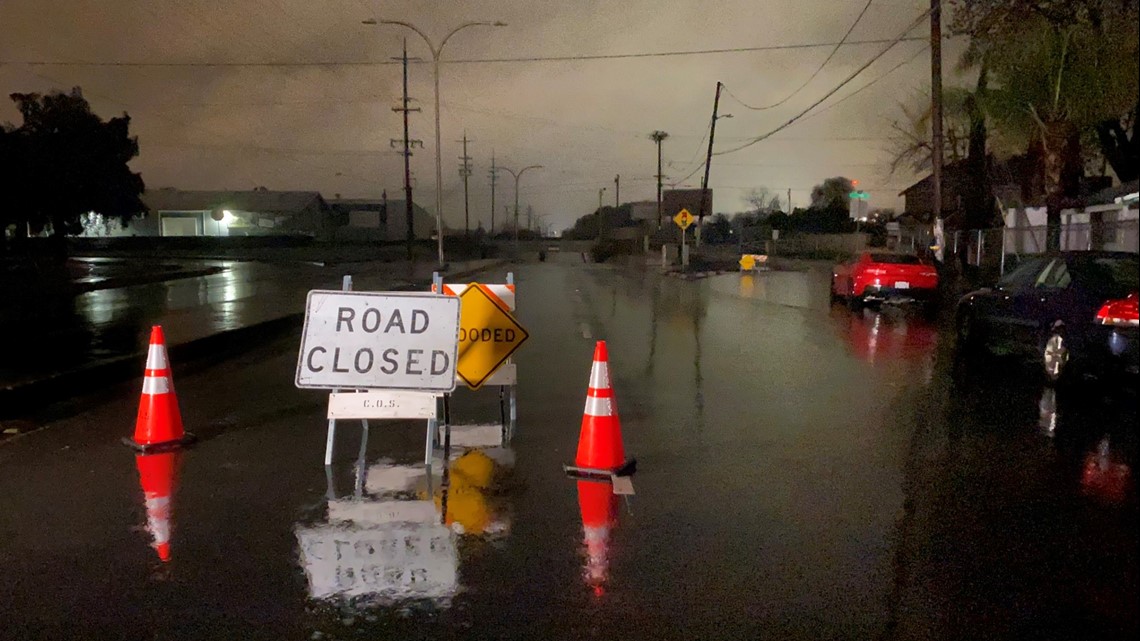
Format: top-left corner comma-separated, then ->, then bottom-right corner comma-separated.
1,258 -> 1135,639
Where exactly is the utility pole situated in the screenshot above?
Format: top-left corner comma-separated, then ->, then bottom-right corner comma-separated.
457,131 -> 473,238
697,81 -> 724,247
930,0 -> 944,260
787,188 -> 792,213
650,131 -> 669,229
488,151 -> 497,235
598,187 -> 607,240
614,174 -> 620,207
526,204 -> 534,232
390,39 -> 423,262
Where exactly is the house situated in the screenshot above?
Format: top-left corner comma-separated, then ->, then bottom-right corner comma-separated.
327,197 -> 435,242
899,158 -> 1018,229
629,201 -> 657,223
132,188 -> 333,238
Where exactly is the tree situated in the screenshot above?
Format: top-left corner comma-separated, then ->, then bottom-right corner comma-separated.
951,0 -> 1139,249
886,88 -> 973,176
1095,103 -> 1138,182
745,187 -> 783,215
3,87 -> 145,242
701,213 -> 733,244
810,177 -> 854,212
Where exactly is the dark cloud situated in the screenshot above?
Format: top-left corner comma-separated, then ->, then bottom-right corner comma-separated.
1,0 -> 948,230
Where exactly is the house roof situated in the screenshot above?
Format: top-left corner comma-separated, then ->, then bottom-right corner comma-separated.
1086,179 -> 1139,207
328,198 -> 432,216
143,189 -> 326,214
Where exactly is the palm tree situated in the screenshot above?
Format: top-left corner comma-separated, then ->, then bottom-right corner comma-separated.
952,0 -> 1139,250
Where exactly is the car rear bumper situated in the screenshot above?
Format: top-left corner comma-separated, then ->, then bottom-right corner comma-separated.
1088,325 -> 1140,376
859,284 -> 938,304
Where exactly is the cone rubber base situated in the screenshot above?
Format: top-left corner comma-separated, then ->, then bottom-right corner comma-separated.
563,457 -> 636,480
122,432 -> 197,453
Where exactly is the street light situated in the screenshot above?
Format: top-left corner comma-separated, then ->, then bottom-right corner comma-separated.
365,18 -> 507,268
500,164 -> 543,248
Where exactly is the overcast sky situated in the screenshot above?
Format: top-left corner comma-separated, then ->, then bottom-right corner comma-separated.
0,0 -> 965,232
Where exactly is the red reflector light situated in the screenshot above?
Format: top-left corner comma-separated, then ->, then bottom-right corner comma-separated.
1095,292 -> 1139,327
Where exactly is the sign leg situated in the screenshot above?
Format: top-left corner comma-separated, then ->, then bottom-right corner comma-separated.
509,384 -> 518,439
424,416 -> 436,467
323,418 -> 337,466
354,422 -> 368,499
499,385 -> 507,431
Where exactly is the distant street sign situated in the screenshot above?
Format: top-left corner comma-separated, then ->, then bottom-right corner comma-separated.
673,208 -> 695,230
295,291 -> 460,392
456,284 -> 529,390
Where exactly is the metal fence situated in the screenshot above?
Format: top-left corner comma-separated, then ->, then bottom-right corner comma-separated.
895,218 -> 1138,279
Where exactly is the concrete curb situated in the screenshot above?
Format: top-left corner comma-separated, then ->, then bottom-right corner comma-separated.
0,259 -> 509,419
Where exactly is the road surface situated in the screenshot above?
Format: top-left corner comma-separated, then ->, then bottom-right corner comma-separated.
1,255 -> 1135,640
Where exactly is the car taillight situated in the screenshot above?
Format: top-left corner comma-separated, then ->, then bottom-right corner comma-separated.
1095,292 -> 1139,327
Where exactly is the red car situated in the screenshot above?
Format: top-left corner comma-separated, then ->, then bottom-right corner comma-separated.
831,252 -> 940,311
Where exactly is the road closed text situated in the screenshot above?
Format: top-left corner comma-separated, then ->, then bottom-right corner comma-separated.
295,291 -> 460,392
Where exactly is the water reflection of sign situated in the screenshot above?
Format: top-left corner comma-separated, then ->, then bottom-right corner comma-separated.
296,524 -> 458,600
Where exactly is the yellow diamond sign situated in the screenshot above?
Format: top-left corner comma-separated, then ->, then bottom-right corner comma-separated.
739,254 -> 756,271
456,283 -> 529,390
673,208 -> 695,230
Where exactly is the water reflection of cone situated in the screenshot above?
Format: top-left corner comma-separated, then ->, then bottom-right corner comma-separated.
124,326 -> 195,452
135,451 -> 181,562
564,341 -> 635,479
577,479 -> 619,596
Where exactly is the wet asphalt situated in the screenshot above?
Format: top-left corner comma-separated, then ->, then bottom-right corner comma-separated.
0,255 -> 1135,640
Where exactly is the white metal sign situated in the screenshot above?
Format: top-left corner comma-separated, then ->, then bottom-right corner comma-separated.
326,391 -> 439,420
296,291 -> 460,392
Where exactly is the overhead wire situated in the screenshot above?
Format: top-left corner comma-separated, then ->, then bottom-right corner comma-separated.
796,42 -> 928,123
713,9 -> 931,157
724,0 -> 875,111
2,36 -> 932,68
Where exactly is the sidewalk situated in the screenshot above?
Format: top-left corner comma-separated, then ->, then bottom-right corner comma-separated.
0,258 -> 508,425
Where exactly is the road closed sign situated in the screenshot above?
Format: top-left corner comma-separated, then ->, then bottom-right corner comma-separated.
295,291 -> 460,392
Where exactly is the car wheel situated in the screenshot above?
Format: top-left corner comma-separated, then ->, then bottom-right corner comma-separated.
956,312 -> 982,356
1042,326 -> 1069,385
846,281 -> 863,311
922,299 -> 939,320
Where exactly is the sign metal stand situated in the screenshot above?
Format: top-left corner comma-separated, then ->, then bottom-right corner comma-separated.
430,271 -> 521,449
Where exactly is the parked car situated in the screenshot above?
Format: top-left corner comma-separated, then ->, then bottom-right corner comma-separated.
831,252 -> 940,312
955,251 -> 1139,384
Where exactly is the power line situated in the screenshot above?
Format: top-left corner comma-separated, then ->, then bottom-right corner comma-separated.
714,9 -> 931,157
797,43 -> 928,123
1,36 -> 933,68
724,0 -> 875,111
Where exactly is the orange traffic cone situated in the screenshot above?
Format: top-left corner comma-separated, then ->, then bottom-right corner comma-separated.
124,326 -> 195,452
135,451 -> 181,563
564,341 -> 636,479
577,479 -> 619,596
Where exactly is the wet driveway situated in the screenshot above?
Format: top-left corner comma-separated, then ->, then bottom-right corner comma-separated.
0,257 -> 1135,640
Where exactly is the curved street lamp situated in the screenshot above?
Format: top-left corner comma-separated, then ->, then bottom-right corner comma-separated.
365,18 -> 507,267
500,164 -> 543,247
